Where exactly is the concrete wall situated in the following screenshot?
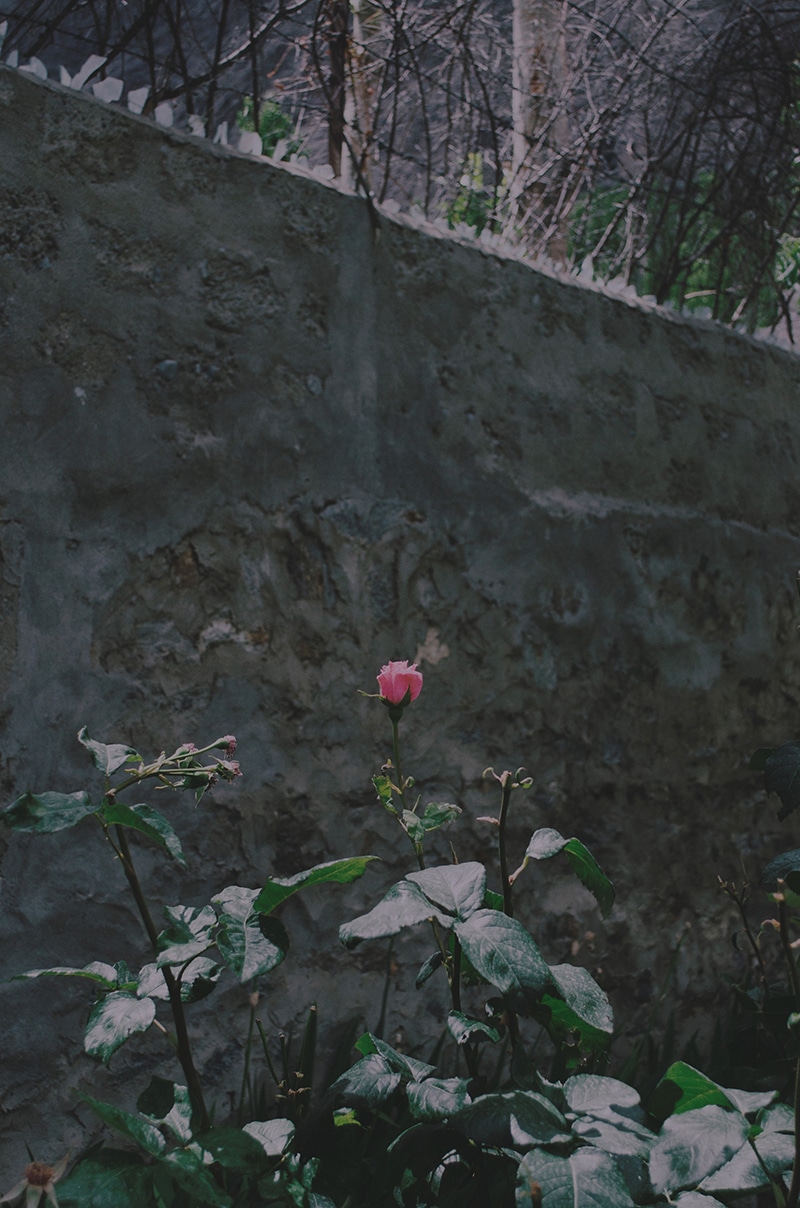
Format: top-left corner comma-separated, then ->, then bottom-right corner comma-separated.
2,63 -> 800,1168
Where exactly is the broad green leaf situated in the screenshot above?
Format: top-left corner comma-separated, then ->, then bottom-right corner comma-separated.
84,992 -> 156,1062
674,1195 -> 728,1208
455,910 -> 552,1014
157,1149 -> 231,1205
193,1126 -> 268,1173
572,1109 -> 655,1159
78,727 -> 140,776
649,1105 -> 751,1194
407,1077 -> 472,1120
79,1093 -> 165,1156
653,1062 -> 735,1117
764,741 -> 800,820
454,1089 -> 569,1146
516,1147 -> 634,1208
254,856 -> 378,914
57,1149 -> 153,1207
484,888 -> 505,911
339,880 -> 451,948
355,1033 -> 436,1081
761,848 -> 800,889
562,838 -> 615,917
333,1053 -> 402,1107
100,801 -> 185,867
564,1074 -> 641,1114
447,1010 -> 501,1045
547,964 -> 614,1035
213,885 -> 288,982
17,961 -> 117,988
724,1087 -> 778,1116
524,828 -> 569,860
2,790 -> 98,833
402,810 -> 426,843
700,1130 -> 794,1194
422,801 -> 462,828
137,957 -> 222,1003
156,904 -> 216,966
244,1118 -> 295,1156
758,1102 -> 794,1133
407,862 -> 486,919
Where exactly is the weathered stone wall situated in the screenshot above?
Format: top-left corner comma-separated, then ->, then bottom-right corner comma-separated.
2,63 -> 800,1170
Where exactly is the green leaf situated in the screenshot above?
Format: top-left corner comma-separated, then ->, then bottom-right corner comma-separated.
562,838 -> 615,917
136,957 -> 222,1003
339,880 -> 451,948
673,1195 -> 728,1208
416,951 -> 444,988
157,1149 -> 231,1205
333,1053 -> 402,1107
193,1126 -> 269,1174
84,992 -> 156,1062
700,1130 -> 794,1194
724,1087 -> 778,1116
758,1102 -> 794,1133
455,1089 -> 569,1146
572,1109 -> 656,1159
254,856 -> 378,914
373,773 -> 396,812
78,727 -> 140,776
58,1149 -> 153,1207
454,910 -> 552,1013
762,848 -> 800,889
407,862 -> 486,919
137,1076 -> 176,1121
547,964 -> 614,1035
213,885 -> 289,982
2,790 -> 99,833
649,1105 -> 751,1194
652,1062 -> 735,1117
764,741 -> 800,820
524,827 -> 569,860
447,1010 -> 501,1045
484,888 -> 505,911
79,1094 -> 166,1156
407,1077 -> 472,1121
750,747 -> 775,771
156,904 -> 216,966
355,1033 -> 436,1081
402,810 -> 426,843
100,801 -> 185,867
17,961 -> 117,988
564,1074 -> 641,1114
244,1118 -> 295,1157
516,1147 -> 634,1208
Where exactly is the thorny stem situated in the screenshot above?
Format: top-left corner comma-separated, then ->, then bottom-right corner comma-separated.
112,823 -> 211,1131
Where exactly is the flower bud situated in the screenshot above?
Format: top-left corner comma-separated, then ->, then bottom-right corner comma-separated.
377,660 -> 423,708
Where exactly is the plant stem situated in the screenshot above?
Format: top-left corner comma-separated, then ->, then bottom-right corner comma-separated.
114,824 -> 210,1130
237,1000 -> 257,1125
391,716 -> 409,811
498,774 -> 514,918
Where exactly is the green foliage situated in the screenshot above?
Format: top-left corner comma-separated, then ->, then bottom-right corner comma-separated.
236,96 -> 302,160
445,153 -> 492,234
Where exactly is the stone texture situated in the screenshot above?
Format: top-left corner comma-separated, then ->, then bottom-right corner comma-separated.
2,64 -> 800,1169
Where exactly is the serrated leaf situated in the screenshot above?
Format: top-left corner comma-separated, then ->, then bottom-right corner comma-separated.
101,801 -> 185,866
455,910 -> 552,1014
244,1118 -> 295,1156
649,1105 -> 751,1194
456,1089 -> 568,1146
562,838 -> 615,917
254,856 -> 378,914
156,904 -> 216,966
339,879 -> 451,948
79,1093 -> 165,1156
213,885 -> 288,982
333,1053 -> 402,1107
548,964 -> 614,1035
157,1149 -> 231,1205
78,727 -> 140,776
407,862 -> 486,919
193,1126 -> 268,1173
57,1150 -> 153,1207
407,1077 -> 472,1120
764,741 -> 800,820
447,1010 -> 501,1045
700,1129 -> 794,1193
564,1074 -> 641,1114
355,1033 -> 436,1081
18,961 -> 117,988
84,992 -> 156,1062
2,790 -> 99,833
516,1147 -> 634,1208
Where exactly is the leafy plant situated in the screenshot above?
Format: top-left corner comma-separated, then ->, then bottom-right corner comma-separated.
236,96 -> 302,160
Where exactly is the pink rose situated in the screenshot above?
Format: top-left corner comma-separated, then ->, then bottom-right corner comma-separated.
377,660 -> 423,707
